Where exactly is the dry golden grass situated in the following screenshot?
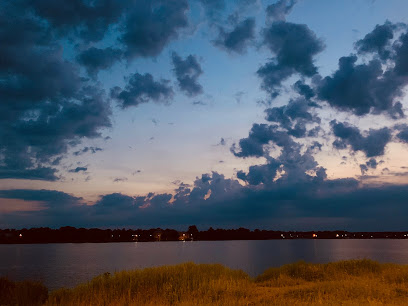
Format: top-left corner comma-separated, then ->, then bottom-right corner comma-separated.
3,259 -> 408,305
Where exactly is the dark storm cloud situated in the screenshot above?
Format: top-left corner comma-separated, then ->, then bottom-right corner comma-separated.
110,73 -> 174,108
120,0 -> 189,59
266,0 -> 297,22
76,47 -> 123,77
330,121 -> 391,157
355,21 -> 396,60
214,18 -> 256,54
171,53 -> 203,96
258,21 -> 324,95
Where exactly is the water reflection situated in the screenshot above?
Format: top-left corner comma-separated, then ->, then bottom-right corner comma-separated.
1,240 -> 408,290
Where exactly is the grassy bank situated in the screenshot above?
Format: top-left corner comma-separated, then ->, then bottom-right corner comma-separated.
2,260 -> 408,305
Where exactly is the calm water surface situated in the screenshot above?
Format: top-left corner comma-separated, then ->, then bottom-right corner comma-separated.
1,240 -> 408,290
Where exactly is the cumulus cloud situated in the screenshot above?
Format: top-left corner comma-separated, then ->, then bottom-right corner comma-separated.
355,21 -> 397,60
330,121 -> 391,157
317,22 -> 408,118
214,18 -> 256,54
258,21 -> 324,96
4,173 -> 408,230
28,0 -> 131,43
76,47 -> 122,77
266,0 -> 297,22
264,97 -> 320,138
317,55 -> 404,117
231,124 -> 288,158
360,158 -> 378,175
171,52 -> 203,96
120,0 -> 189,59
197,0 -> 225,23
110,73 -> 174,108
0,1 -> 114,181
396,124 -> 408,143
293,80 -> 315,100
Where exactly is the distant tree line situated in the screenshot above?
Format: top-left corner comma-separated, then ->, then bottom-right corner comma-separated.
0,226 -> 407,244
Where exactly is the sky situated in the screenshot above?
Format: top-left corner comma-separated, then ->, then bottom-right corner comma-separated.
2,0 -> 408,230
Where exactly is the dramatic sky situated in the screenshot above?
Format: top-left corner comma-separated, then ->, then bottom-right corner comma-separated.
2,0 -> 408,230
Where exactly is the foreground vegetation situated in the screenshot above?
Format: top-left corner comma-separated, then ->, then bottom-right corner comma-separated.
2,260 -> 408,305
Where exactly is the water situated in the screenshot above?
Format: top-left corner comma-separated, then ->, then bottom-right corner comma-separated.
1,239 -> 408,290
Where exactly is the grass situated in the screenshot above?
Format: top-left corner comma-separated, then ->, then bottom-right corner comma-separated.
2,260 -> 408,305
0,277 -> 48,306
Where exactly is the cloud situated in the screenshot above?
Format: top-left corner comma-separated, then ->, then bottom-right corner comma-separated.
69,167 -> 88,173
111,73 -> 174,108
113,177 -> 128,183
0,168 -> 59,181
237,159 -> 281,185
171,52 -> 203,96
317,55 -> 405,117
197,0 -> 225,23
317,22 -> 408,118
266,0 -> 297,22
5,173 -> 408,230
120,0 -> 189,59
258,21 -> 324,96
396,124 -> 408,143
231,124 -> 288,158
355,21 -> 396,60
92,193 -> 136,215
76,47 -> 122,77
28,0 -> 131,43
264,97 -> 320,138
394,31 -> 408,76
360,158 -> 378,175
293,80 -> 315,100
192,101 -> 207,106
73,147 -> 103,156
0,189 -> 80,205
214,18 -> 255,54
0,1 -> 112,181
330,120 -> 391,157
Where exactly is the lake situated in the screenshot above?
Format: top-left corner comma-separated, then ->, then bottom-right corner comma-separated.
1,239 -> 408,290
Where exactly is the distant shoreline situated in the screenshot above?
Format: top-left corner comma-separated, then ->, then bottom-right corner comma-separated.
1,226 -> 407,244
